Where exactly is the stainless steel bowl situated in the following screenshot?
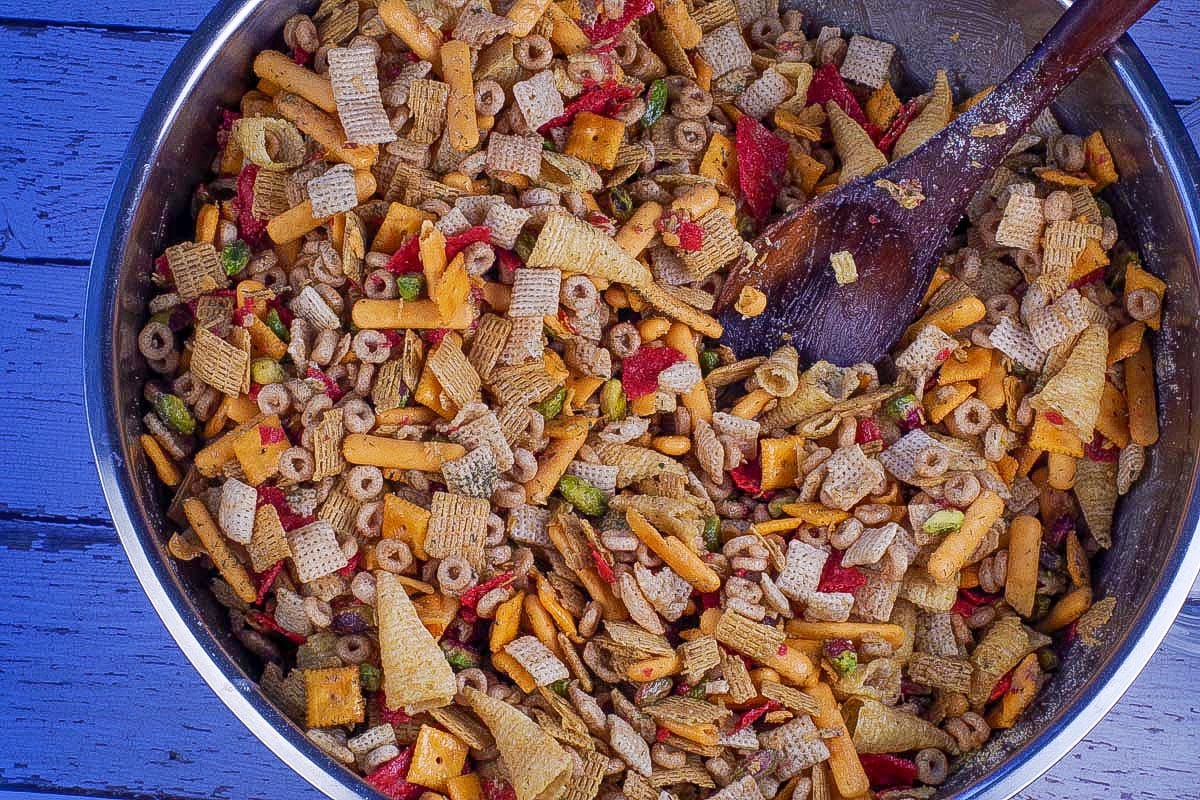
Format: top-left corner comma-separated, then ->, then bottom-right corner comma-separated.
84,1 -> 1200,798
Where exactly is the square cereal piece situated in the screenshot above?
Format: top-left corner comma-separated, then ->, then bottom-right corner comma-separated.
483,203 -> 532,250
311,408 -> 346,482
425,490 -> 490,569
427,337 -> 482,408
839,35 -> 896,89
504,635 -> 570,685
775,539 -> 828,601
305,665 -> 365,727
166,241 -> 227,302
487,361 -> 558,406
288,520 -> 349,583
508,267 -> 562,317
995,194 -> 1045,250
249,503 -> 292,572
408,725 -> 469,791
713,610 -> 785,661
513,70 -> 565,132
441,446 -> 498,499
218,477 -> 257,544
407,78 -> 451,144
231,414 -> 291,486
327,44 -> 396,145
307,163 -> 359,219
486,133 -> 543,180
507,503 -> 551,547
565,112 -> 627,170
757,715 -> 829,779
736,68 -> 792,120
696,23 -> 753,78
679,635 -> 721,683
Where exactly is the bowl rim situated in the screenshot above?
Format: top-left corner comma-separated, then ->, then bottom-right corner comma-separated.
84,1 -> 1200,799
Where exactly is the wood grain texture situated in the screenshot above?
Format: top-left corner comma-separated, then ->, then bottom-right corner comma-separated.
0,1 -> 1199,799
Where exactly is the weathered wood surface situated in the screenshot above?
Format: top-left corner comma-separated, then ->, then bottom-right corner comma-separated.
1,1 -> 1199,799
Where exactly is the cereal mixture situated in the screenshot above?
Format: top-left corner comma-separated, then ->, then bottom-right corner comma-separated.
135,0 -> 1163,797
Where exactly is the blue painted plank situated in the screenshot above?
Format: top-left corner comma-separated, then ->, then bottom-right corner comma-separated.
0,259 -> 108,522
0,24 -> 187,263
0,524 -> 321,800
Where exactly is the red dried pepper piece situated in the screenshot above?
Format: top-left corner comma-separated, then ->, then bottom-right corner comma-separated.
807,64 -> 880,139
1043,410 -> 1065,425
258,424 -> 288,445
1084,432 -> 1119,462
581,0 -> 655,42
425,328 -> 450,345
246,609 -> 307,644
817,549 -> 867,593
1044,515 -> 1075,550
729,460 -> 764,494
482,779 -> 518,800
877,97 -> 923,155
855,417 -> 883,445
731,700 -> 782,734
256,484 -> 315,532
590,547 -> 617,583
385,225 -> 492,274
337,551 -> 362,579
494,247 -> 523,272
291,45 -> 312,66
621,346 -> 687,398
654,726 -> 672,743
377,695 -> 413,726
699,591 -> 721,610
952,587 -> 1000,617
367,747 -> 424,800
735,115 -> 790,222
859,753 -> 918,790
234,165 -> 269,247
154,254 -> 172,282
988,668 -> 1015,703
306,366 -> 345,402
538,81 -> 639,132
459,571 -> 516,616
253,560 -> 285,605
1070,266 -> 1107,289
675,220 -> 705,251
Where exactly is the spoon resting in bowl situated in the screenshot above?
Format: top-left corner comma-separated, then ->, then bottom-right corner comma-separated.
714,0 -> 1159,365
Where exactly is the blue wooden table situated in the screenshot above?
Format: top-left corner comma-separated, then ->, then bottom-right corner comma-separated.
1,2 -> 1199,799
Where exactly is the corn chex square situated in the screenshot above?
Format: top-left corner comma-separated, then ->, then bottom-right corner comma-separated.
406,78 -> 451,144
249,504 -> 293,572
427,337 -> 482,408
696,23 -> 752,78
166,241 -> 227,302
486,361 -> 558,406
425,491 -> 490,569
191,326 -> 250,397
504,635 -> 570,685
508,268 -> 562,317
311,408 -> 346,482
714,610 -> 785,661
840,35 -> 896,89
327,45 -> 396,145
995,194 -> 1045,250
218,477 -> 257,544
483,203 -> 532,250
307,163 -> 359,219
441,446 -> 498,499
486,133 -> 543,180
736,68 -> 792,120
775,539 -> 828,601
513,70 -> 565,132
758,715 -> 829,779
288,520 -> 348,583
467,314 -> 512,381
507,503 -> 551,546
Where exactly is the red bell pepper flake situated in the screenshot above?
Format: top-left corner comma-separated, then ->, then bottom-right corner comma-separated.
337,551 -> 362,578
259,425 -> 287,445
877,97 -> 923,155
731,700 -> 782,734
581,0 -> 655,42
988,668 -> 1015,704
699,591 -> 720,610
425,328 -> 450,345
558,308 -> 581,335
855,417 -> 883,445
538,81 -> 639,132
729,460 -> 764,494
654,726 -> 672,743
621,345 -> 686,398
246,609 -> 307,645
387,225 -> 493,273
1084,432 -> 1119,462
823,638 -> 855,659
248,383 -> 263,401
153,254 -> 172,281
234,165 -> 269,247
495,247 -> 523,272
377,694 -> 413,726
807,64 -> 880,139
253,560 -> 285,605
291,45 -> 311,65
1070,266 -> 1107,289
1044,515 -> 1075,550
735,115 -> 790,222
459,572 -> 516,622
952,587 -> 1000,617
482,779 -> 518,800
859,754 -> 918,790
675,220 -> 705,251
306,366 -> 344,402
1043,410 -> 1065,426
817,549 -> 867,593
256,485 -> 315,532
590,547 -> 617,583
367,747 -> 424,800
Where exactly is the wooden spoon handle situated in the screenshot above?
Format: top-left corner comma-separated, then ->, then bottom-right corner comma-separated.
909,0 -> 1158,229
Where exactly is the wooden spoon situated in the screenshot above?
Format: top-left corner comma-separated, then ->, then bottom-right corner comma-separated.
715,0 -> 1159,365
